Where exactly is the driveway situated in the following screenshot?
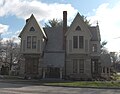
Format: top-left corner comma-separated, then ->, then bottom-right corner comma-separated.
0,82 -> 119,94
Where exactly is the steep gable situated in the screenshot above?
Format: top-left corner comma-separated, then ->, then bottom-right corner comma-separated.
65,13 -> 92,38
19,14 -> 47,39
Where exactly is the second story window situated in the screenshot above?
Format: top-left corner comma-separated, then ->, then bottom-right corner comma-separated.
32,36 -> 37,49
73,36 -> 84,49
79,36 -> 84,48
73,36 -> 78,48
27,36 -> 37,49
27,36 -> 31,49
92,44 -> 97,52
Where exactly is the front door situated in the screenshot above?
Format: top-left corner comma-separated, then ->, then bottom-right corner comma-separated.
25,57 -> 38,76
46,67 -> 60,78
91,59 -> 100,77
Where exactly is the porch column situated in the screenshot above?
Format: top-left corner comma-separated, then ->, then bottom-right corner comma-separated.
43,68 -> 46,79
60,68 -> 62,79
108,68 -> 110,76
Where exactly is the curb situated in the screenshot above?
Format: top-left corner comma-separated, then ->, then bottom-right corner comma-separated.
0,79 -> 120,89
44,84 -> 120,89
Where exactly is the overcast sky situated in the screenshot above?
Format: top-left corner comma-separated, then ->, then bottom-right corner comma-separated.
0,0 -> 120,52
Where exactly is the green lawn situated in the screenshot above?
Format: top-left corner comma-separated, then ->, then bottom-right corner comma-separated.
45,81 -> 120,88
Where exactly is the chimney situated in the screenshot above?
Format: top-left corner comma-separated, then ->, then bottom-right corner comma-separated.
26,18 -> 30,23
63,11 -> 67,34
63,11 -> 67,78
63,11 -> 67,50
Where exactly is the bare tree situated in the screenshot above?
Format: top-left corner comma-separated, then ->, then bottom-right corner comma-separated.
1,39 -> 20,75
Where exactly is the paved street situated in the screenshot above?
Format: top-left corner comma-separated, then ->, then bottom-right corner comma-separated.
0,82 -> 119,94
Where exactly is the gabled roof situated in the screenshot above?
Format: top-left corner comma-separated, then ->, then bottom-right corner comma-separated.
100,54 -> 112,67
19,14 -> 47,39
65,12 -> 92,37
89,26 -> 101,41
43,26 -> 64,51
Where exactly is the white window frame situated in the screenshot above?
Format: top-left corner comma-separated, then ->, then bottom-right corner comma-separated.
73,59 -> 84,74
73,36 -> 84,49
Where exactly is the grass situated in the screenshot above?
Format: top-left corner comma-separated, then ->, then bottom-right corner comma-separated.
1,75 -> 120,88
45,81 -> 120,88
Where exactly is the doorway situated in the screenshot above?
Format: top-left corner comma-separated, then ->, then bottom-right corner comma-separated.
46,67 -> 60,78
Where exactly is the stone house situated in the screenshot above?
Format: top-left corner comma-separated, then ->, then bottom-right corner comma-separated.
19,11 -> 102,80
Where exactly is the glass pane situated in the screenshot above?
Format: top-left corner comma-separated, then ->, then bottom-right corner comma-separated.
92,44 -> 97,52
79,59 -> 84,73
73,36 -> 78,48
27,36 -> 31,48
73,59 -> 78,73
79,36 -> 84,48
32,36 -> 37,49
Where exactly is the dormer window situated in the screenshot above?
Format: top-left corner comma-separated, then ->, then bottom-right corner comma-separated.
30,27 -> 35,32
75,26 -> 81,31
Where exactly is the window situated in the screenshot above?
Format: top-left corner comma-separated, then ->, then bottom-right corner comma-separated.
73,59 -> 78,73
73,36 -> 84,49
32,36 -> 37,49
107,67 -> 109,73
92,44 -> 97,52
30,27 -> 35,32
27,36 -> 31,48
25,59 -> 32,74
73,36 -> 78,48
79,59 -> 84,73
75,26 -> 81,31
91,61 -> 95,73
73,59 -> 84,74
37,40 -> 40,51
91,59 -> 99,74
23,40 -> 25,51
79,36 -> 84,48
103,67 -> 105,73
27,36 -> 37,49
32,59 -> 38,74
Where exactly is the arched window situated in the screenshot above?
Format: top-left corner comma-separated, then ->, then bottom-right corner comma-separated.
30,27 -> 35,32
75,26 -> 81,31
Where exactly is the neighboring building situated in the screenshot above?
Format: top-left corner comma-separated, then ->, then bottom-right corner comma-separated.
100,54 -> 112,80
19,11 -> 102,80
